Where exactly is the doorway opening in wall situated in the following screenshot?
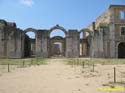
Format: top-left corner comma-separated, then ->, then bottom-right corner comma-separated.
24,32 -> 36,58
49,29 -> 66,58
118,42 -> 125,58
79,31 -> 89,57
80,32 -> 84,57
51,42 -> 64,57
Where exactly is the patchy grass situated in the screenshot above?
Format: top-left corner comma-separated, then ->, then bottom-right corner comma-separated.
0,58 -> 47,65
66,58 -> 125,66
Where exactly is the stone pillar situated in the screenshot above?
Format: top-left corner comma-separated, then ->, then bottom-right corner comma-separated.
21,31 -> 25,58
81,41 -> 84,56
93,31 -> 99,57
89,36 -> 94,57
0,23 -> 6,58
7,28 -> 23,58
36,30 -> 48,57
16,29 -> 24,58
65,31 -> 71,57
66,30 -> 79,58
42,30 -> 49,57
102,27 -> 109,58
36,30 -> 42,57
109,24 -> 116,58
16,30 -> 23,58
98,29 -> 104,57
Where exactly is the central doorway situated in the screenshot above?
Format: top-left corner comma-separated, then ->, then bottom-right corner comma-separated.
50,36 -> 65,57
49,25 -> 67,57
52,42 -> 63,57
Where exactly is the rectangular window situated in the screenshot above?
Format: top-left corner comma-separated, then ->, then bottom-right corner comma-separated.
119,10 -> 125,20
121,27 -> 125,35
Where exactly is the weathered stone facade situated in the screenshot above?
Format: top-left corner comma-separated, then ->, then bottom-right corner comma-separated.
88,5 -> 125,58
0,5 -> 125,58
0,20 -> 24,58
0,23 -> 81,58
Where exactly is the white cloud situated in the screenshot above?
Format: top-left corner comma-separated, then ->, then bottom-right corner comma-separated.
20,0 -> 34,7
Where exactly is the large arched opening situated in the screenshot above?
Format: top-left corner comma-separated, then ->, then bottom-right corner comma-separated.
24,28 -> 37,57
49,25 -> 67,57
79,29 -> 90,57
118,42 -> 125,58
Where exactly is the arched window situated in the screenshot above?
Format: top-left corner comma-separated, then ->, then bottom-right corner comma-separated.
26,32 -> 35,39
50,30 -> 65,38
119,10 -> 125,20
49,25 -> 67,57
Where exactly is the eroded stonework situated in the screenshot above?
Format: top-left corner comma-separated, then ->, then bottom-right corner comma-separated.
0,5 -> 125,58
88,5 -> 125,58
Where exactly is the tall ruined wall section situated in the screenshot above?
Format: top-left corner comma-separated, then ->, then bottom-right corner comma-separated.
0,20 -> 24,58
88,5 -> 125,58
110,5 -> 125,58
0,20 -> 7,58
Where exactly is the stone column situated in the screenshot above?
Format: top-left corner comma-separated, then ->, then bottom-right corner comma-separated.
93,31 -> 99,57
66,30 -> 79,58
72,30 -> 80,57
109,24 -> 116,58
15,29 -> 24,58
36,30 -> 48,57
7,28 -> 23,58
42,30 -> 49,57
21,31 -> 25,58
36,30 -> 42,57
0,23 -> 6,58
66,31 -> 73,57
98,29 -> 104,58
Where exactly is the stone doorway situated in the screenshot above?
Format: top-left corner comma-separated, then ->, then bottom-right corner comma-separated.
118,42 -> 125,58
24,28 -> 37,57
48,25 -> 67,58
51,42 -> 64,57
49,36 -> 66,57
79,29 -> 90,57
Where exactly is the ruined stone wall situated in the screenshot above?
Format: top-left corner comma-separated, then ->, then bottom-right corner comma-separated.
1,5 -> 124,58
6,25 -> 24,58
0,20 -> 24,58
88,5 -> 125,58
0,20 -> 7,58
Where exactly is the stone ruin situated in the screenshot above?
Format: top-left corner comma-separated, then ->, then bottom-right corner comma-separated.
0,5 -> 125,58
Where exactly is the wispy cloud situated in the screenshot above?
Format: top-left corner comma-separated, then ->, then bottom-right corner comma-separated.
20,0 -> 34,7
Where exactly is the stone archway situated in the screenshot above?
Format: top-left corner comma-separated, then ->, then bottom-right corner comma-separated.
48,25 -> 67,57
49,24 -> 67,36
79,28 -> 91,57
118,42 -> 125,58
24,28 -> 37,57
24,28 -> 37,34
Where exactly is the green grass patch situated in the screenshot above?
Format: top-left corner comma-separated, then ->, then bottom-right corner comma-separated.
0,58 -> 48,65
66,58 -> 125,66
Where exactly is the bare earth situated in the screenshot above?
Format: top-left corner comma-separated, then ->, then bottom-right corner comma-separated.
0,59 -> 125,93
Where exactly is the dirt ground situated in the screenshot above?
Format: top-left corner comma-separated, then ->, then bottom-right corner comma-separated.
0,59 -> 125,93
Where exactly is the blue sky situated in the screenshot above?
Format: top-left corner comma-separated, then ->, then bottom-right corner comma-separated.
0,0 -> 124,38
